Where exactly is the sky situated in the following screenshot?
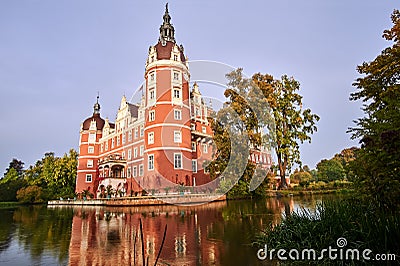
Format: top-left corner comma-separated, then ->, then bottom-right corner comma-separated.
0,0 -> 398,174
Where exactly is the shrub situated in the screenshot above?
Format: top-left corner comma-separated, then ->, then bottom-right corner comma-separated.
16,186 -> 45,203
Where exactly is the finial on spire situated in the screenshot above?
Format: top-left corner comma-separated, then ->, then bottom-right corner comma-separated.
93,93 -> 101,115
159,3 -> 175,43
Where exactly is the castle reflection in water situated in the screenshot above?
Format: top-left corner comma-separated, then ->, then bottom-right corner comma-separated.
68,202 -> 227,265
66,198 -> 297,265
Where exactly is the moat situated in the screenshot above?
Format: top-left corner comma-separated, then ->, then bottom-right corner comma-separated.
0,196 -> 334,265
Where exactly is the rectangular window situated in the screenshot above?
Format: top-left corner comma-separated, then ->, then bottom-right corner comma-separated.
128,149 -> 132,160
117,136 -> 120,146
88,133 -> 96,143
173,54 -> 178,61
149,88 -> 155,99
127,167 -> 131,177
150,73 -> 155,81
88,146 -> 94,154
140,126 -> 144,137
149,110 -> 155,122
192,160 -> 197,173
134,147 -> 138,158
203,144 -> 208,154
174,109 -> 181,120
173,72 -> 179,81
105,141 -> 108,151
122,151 -> 125,159
174,131 -> 182,143
148,132 -> 154,145
134,127 -> 138,139
122,134 -> 126,144
128,130 -> 132,141
139,164 -> 144,176
202,126 -> 207,134
148,154 -> 154,170
87,160 -> 93,168
173,89 -> 181,99
101,143 -> 104,152
140,145 -> 144,156
133,166 -> 137,177
174,153 -> 182,169
111,138 -> 115,148
191,142 -> 196,151
85,174 -> 92,182
190,124 -> 195,131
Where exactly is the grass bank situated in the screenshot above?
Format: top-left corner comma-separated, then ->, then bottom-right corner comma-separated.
267,188 -> 354,197
0,201 -> 23,208
254,198 -> 400,264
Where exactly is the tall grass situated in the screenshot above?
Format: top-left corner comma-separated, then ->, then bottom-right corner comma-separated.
254,199 -> 400,264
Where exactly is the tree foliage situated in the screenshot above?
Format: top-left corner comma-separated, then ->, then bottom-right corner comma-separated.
0,149 -> 78,203
316,159 -> 345,182
252,73 -> 319,188
3,158 -> 24,177
349,10 -> 400,210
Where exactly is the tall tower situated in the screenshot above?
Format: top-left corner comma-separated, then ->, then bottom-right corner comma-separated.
76,96 -> 104,196
143,4 -> 193,187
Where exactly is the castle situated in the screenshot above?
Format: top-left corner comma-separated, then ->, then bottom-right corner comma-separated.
75,5 -> 272,198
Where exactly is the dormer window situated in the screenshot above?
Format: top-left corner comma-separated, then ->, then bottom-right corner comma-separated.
151,56 -> 154,62
174,54 -> 178,61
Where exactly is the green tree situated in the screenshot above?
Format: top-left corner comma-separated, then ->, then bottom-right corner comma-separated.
252,74 -> 319,188
316,159 -> 345,182
206,69 -> 270,198
349,10 -> 400,209
24,149 -> 78,199
3,158 -> 24,177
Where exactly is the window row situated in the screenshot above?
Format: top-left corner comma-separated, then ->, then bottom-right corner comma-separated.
100,126 -> 144,152
191,142 -> 208,153
148,109 -> 182,122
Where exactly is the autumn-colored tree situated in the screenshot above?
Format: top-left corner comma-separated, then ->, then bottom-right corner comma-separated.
253,74 -> 319,188
349,10 -> 400,209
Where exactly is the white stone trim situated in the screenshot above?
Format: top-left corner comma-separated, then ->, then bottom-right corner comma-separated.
144,123 -> 190,131
144,147 -> 192,153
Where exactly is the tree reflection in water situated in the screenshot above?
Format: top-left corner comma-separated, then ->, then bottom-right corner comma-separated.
0,196 -> 328,265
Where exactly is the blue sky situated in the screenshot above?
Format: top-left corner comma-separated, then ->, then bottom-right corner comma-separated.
0,0 -> 398,174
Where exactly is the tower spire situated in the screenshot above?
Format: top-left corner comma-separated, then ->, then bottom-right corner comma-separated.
159,3 -> 175,44
93,93 -> 100,115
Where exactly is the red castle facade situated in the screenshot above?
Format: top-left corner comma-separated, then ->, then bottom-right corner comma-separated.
76,5 -> 272,198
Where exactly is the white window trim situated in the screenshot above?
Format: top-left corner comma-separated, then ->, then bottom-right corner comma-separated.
174,109 -> 182,120
149,110 -> 155,122
148,154 -> 154,171
191,142 -> 196,151
174,130 -> 182,143
140,145 -> 144,156
133,166 -> 137,177
203,144 -> 208,154
87,160 -> 93,168
174,153 -> 183,169
192,159 -> 197,173
139,164 -> 144,176
148,132 -> 154,145
85,174 -> 92,183
88,146 -> 94,154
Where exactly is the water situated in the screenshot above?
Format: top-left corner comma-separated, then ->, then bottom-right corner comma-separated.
0,196 -> 331,265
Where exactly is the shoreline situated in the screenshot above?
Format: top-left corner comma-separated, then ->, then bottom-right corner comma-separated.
48,193 -> 227,206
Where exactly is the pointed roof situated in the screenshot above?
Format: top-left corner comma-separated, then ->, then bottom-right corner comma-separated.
159,3 -> 175,43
